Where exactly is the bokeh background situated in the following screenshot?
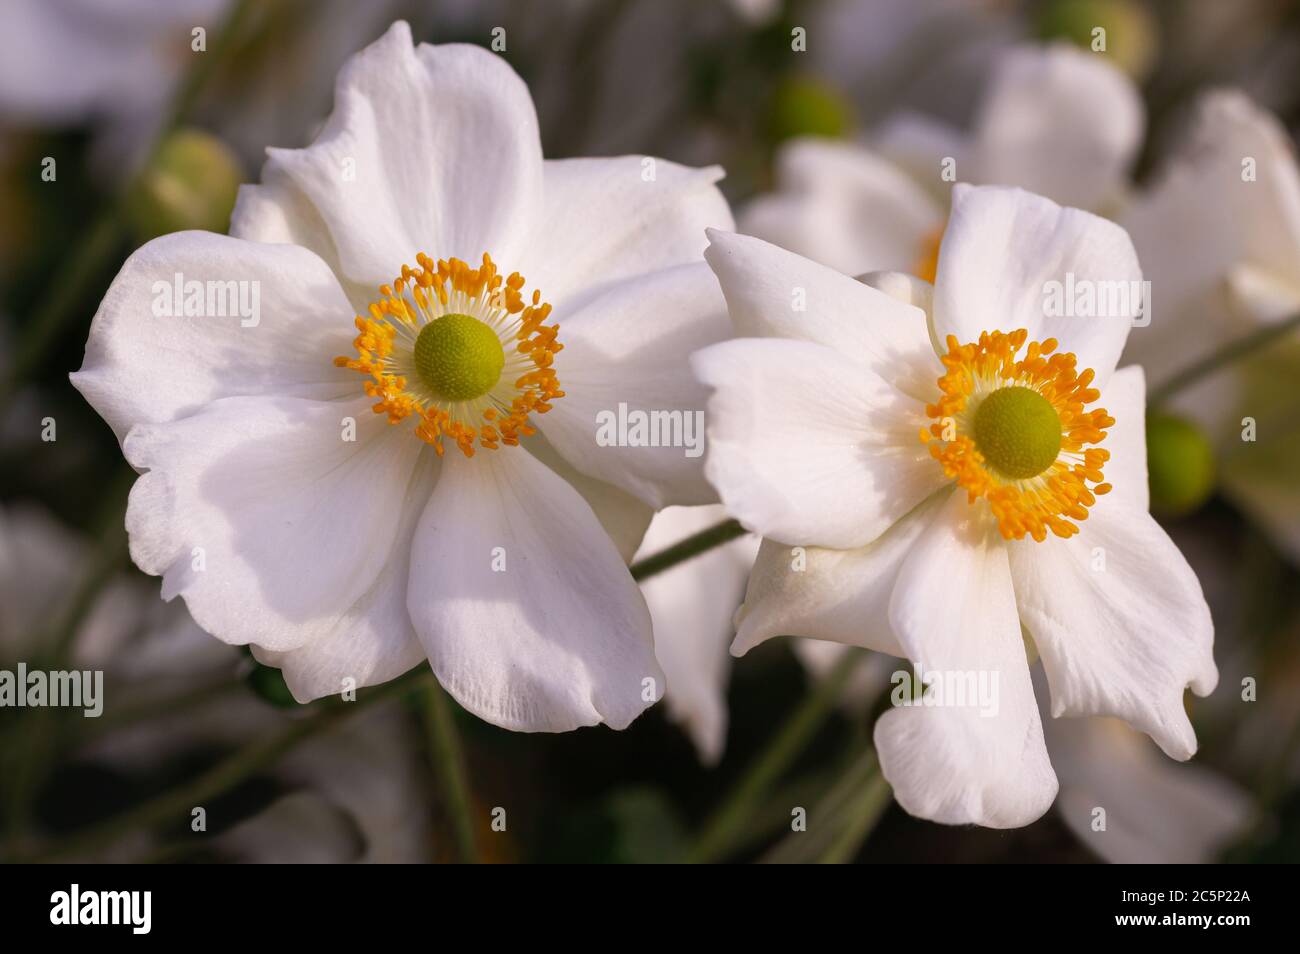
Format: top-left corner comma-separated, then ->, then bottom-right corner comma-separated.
2,0 -> 1299,863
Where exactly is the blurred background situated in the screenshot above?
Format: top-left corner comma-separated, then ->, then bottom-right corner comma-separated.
1,0 -> 1299,863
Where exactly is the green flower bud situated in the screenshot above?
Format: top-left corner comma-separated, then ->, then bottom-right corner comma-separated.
765,75 -> 854,144
1036,0 -> 1158,79
1146,411 -> 1215,517
127,128 -> 243,241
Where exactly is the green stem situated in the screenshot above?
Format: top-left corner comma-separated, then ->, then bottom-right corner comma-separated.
17,667 -> 434,863
817,753 -> 890,864
684,649 -> 866,863
758,744 -> 880,863
629,518 -> 747,582
1148,311 -> 1300,407
420,682 -> 481,864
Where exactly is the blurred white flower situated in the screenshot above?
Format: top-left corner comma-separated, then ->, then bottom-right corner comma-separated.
809,0 -> 1015,117
693,184 -> 1216,828
727,0 -> 781,27
635,505 -> 758,764
741,43 -> 1143,278
0,504 -> 434,863
0,0 -> 404,168
156,705 -> 434,864
1121,90 -> 1300,560
0,505 -> 208,672
73,22 -> 733,733
0,0 -> 224,129
1044,706 -> 1250,864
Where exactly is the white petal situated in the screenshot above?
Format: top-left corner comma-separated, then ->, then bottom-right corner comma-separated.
1007,501 -> 1217,760
970,44 -> 1143,211
856,270 -> 941,388
519,156 -> 733,308
692,337 -> 946,549
71,232 -> 357,444
407,447 -> 660,732
1045,709 -> 1251,864
856,270 -> 935,316
247,21 -> 543,288
636,504 -> 758,764
1094,364 -> 1149,513
738,138 -> 942,277
733,489 -> 950,658
522,429 -> 653,564
123,395 -> 427,653
537,263 -> 728,509
230,164 -> 328,251
876,489 -> 1058,828
228,166 -> 375,308
703,229 -> 939,394
933,183 -> 1140,386
255,451 -> 440,703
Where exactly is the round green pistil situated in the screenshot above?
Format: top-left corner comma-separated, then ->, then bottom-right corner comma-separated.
972,386 -> 1063,480
412,313 -> 505,402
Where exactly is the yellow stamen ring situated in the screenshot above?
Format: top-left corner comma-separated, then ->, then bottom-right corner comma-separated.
334,252 -> 564,458
918,328 -> 1114,542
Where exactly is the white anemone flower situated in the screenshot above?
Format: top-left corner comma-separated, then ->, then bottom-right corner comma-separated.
740,43 -> 1143,279
72,21 -> 733,732
1121,90 -> 1300,560
692,183 -> 1217,828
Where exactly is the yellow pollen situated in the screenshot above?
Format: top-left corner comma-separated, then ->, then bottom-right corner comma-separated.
918,328 -> 1115,542
333,252 -> 564,458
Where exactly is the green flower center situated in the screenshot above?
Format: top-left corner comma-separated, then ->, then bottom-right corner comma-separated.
412,313 -> 505,402
972,386 -> 1062,480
